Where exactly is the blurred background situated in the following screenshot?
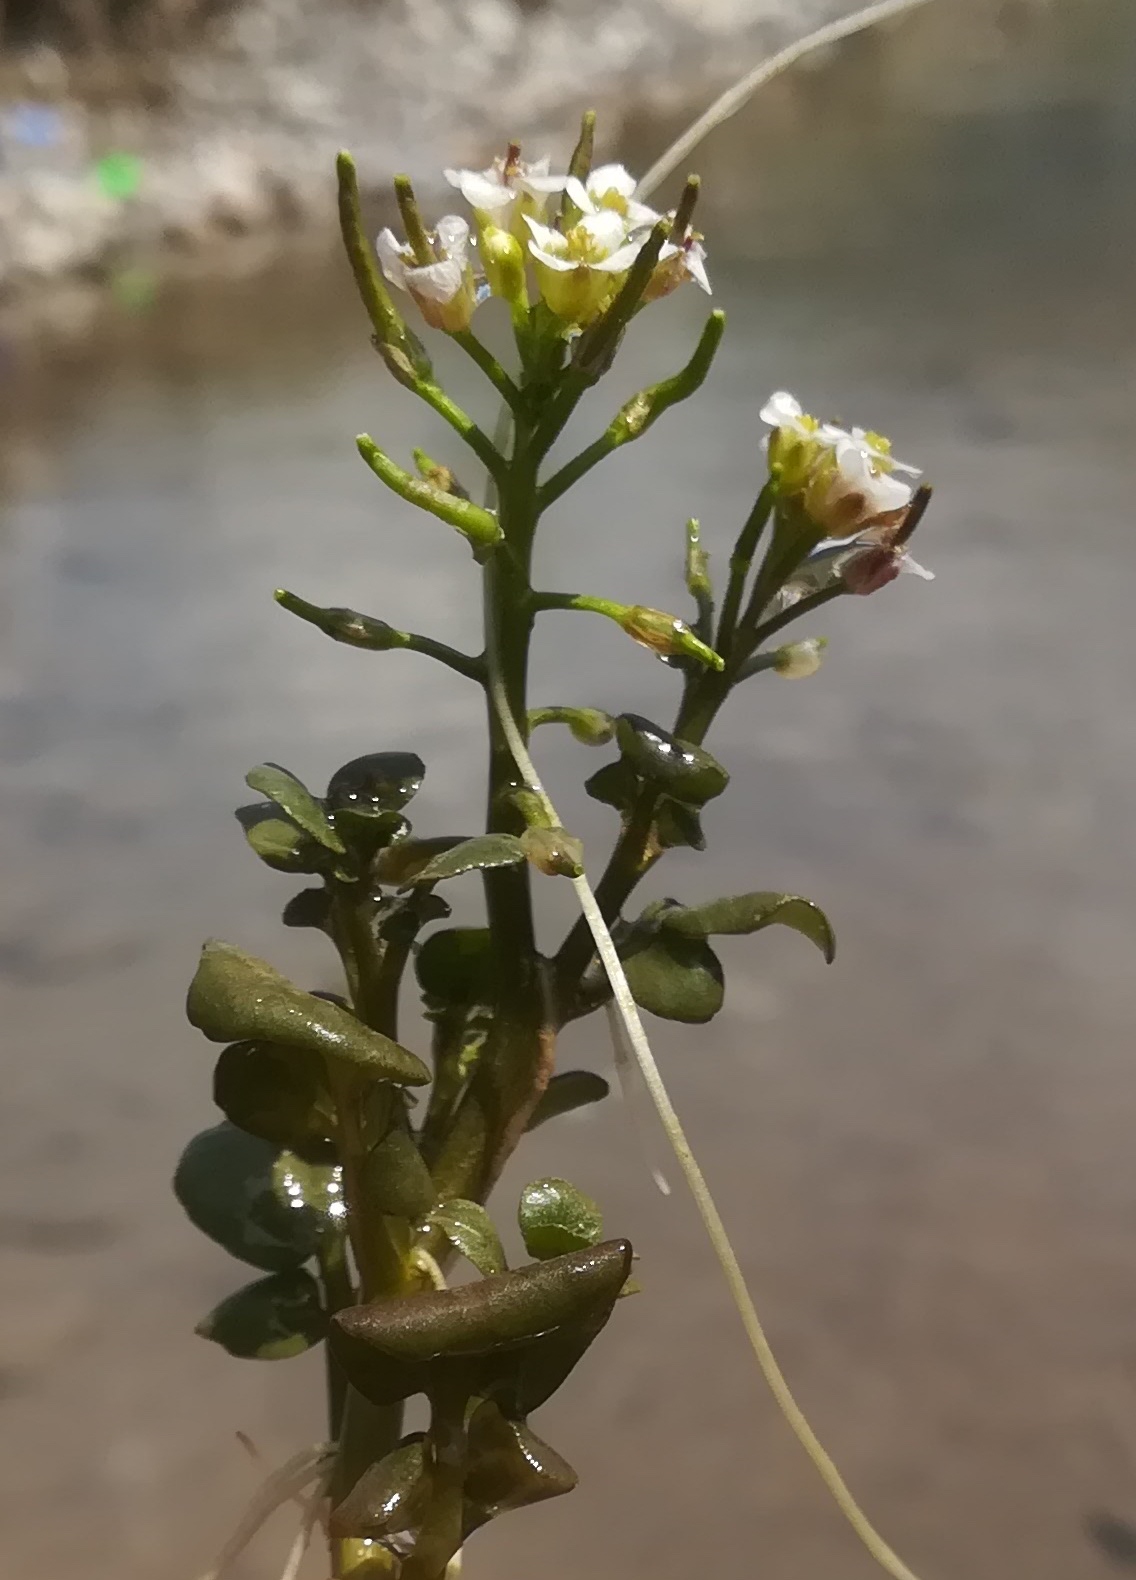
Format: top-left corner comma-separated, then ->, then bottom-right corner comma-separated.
2,0 -> 1136,1576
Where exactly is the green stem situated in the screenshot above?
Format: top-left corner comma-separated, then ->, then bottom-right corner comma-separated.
738,582 -> 847,665
715,481 -> 774,658
451,329 -> 522,409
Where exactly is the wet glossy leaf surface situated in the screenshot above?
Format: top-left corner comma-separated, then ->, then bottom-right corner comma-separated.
271,1149 -> 344,1223
212,1039 -> 337,1157
363,1128 -> 436,1220
407,834 -> 526,887
415,927 -> 493,1008
525,1070 -> 610,1130
464,1401 -> 577,1527
518,1178 -> 603,1260
623,928 -> 725,1023
246,762 -> 345,853
236,804 -> 327,874
333,807 -> 410,862
331,1240 -> 633,1410
663,890 -> 836,962
375,836 -> 467,887
172,1121 -> 323,1270
425,1198 -> 507,1275
327,752 -> 426,814
186,940 -> 429,1084
329,1437 -> 430,1540
614,714 -> 729,805
196,1268 -> 327,1359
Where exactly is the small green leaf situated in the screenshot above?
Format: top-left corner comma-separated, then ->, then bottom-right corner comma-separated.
329,1437 -> 430,1541
363,1129 -> 436,1220
653,798 -> 706,851
334,808 -> 409,862
326,752 -> 426,814
173,1122 -> 323,1270
526,1071 -> 610,1131
584,758 -> 640,816
519,1178 -> 603,1260
425,1198 -> 507,1275
375,836 -> 467,887
272,1149 -> 344,1224
213,1039 -> 337,1156
236,805 -> 327,874
415,927 -> 493,1008
464,1401 -> 577,1528
281,887 -> 332,932
186,941 -> 430,1085
246,763 -> 345,854
614,714 -> 729,806
663,891 -> 835,962
623,929 -> 724,1023
196,1268 -> 327,1359
406,834 -> 526,887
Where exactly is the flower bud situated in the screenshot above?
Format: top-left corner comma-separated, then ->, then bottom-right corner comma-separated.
841,545 -> 903,596
619,606 -> 724,671
520,825 -> 585,879
773,638 -> 827,679
480,224 -> 528,310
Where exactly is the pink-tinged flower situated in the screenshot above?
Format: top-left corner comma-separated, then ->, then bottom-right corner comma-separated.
444,147 -> 567,237
643,227 -> 712,301
842,542 -> 934,595
523,210 -> 643,325
375,214 -> 477,332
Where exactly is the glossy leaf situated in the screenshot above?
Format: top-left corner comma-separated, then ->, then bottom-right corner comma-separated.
406,834 -> 526,887
327,752 -> 426,814
519,1178 -> 603,1261
375,836 -> 467,887
623,929 -> 724,1023
425,1198 -> 507,1275
196,1268 -> 327,1359
272,1149 -> 344,1224
173,1122 -> 323,1270
363,1128 -> 436,1220
662,891 -> 836,963
415,927 -> 493,1008
584,758 -> 640,816
335,808 -> 410,862
331,1240 -> 633,1410
246,763 -> 345,854
464,1401 -> 576,1528
186,941 -> 429,1085
520,825 -> 584,878
329,1437 -> 430,1540
526,1070 -> 610,1131
614,714 -> 729,805
653,798 -> 706,852
236,804 -> 326,875
213,1039 -> 336,1156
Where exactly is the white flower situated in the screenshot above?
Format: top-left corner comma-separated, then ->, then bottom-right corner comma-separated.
375,213 -> 476,332
444,149 -> 566,234
564,162 -> 659,228
760,391 -> 817,436
524,209 -> 643,324
643,227 -> 712,301
818,421 -> 920,476
815,438 -> 915,529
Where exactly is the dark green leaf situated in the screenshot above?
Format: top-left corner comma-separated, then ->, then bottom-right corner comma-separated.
464,1401 -> 576,1529
186,941 -> 429,1084
415,928 -> 493,1008
425,1199 -> 507,1275
281,887 -> 332,932
327,752 -> 426,814
329,1437 -> 430,1540
172,1121 -> 323,1270
583,758 -> 640,815
519,1178 -> 603,1260
653,798 -> 706,851
406,834 -> 526,887
334,808 -> 410,862
614,714 -> 729,805
196,1268 -> 326,1359
363,1128 -> 436,1220
662,891 -> 836,962
526,1071 -> 610,1131
623,929 -> 724,1023
246,763 -> 345,853
213,1039 -> 337,1156
272,1149 -> 344,1224
330,1240 -> 633,1411
375,836 -> 467,887
235,804 -> 327,874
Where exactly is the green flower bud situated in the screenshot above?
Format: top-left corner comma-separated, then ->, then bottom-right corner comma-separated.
480,224 -> 528,310
773,638 -> 827,679
619,606 -> 724,671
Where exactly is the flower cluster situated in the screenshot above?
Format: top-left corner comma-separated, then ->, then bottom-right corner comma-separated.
375,145 -> 710,334
760,391 -> 933,591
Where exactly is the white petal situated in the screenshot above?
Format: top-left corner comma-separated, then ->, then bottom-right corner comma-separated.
434,213 -> 469,263
578,208 -> 627,255
375,228 -> 410,287
528,243 -> 577,272
407,258 -> 465,305
450,169 -> 513,214
564,175 -> 595,213
685,242 -> 711,293
527,155 -> 551,178
522,171 -> 570,195
592,241 -> 643,273
588,163 -> 637,200
523,214 -> 564,254
899,553 -> 935,580
626,198 -> 662,227
760,391 -> 804,428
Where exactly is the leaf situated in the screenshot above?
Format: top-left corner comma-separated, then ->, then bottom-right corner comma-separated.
271,1149 -> 344,1224
363,1128 -> 436,1220
375,836 -> 467,887
281,887 -> 332,932
464,1402 -> 576,1529
519,1178 -> 603,1261
213,1039 -> 337,1156
196,1268 -> 327,1359
406,834 -> 526,887
329,1438 -> 430,1541
235,805 -> 326,875
583,758 -> 641,815
172,1121 -> 324,1270
246,763 -> 345,854
526,1071 -> 610,1131
326,752 -> 426,814
425,1198 -> 507,1275
334,808 -> 410,862
653,798 -> 706,852
186,941 -> 430,1085
622,929 -> 724,1023
614,714 -> 729,805
330,1240 -> 633,1411
663,891 -> 836,963
414,927 -> 493,1008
